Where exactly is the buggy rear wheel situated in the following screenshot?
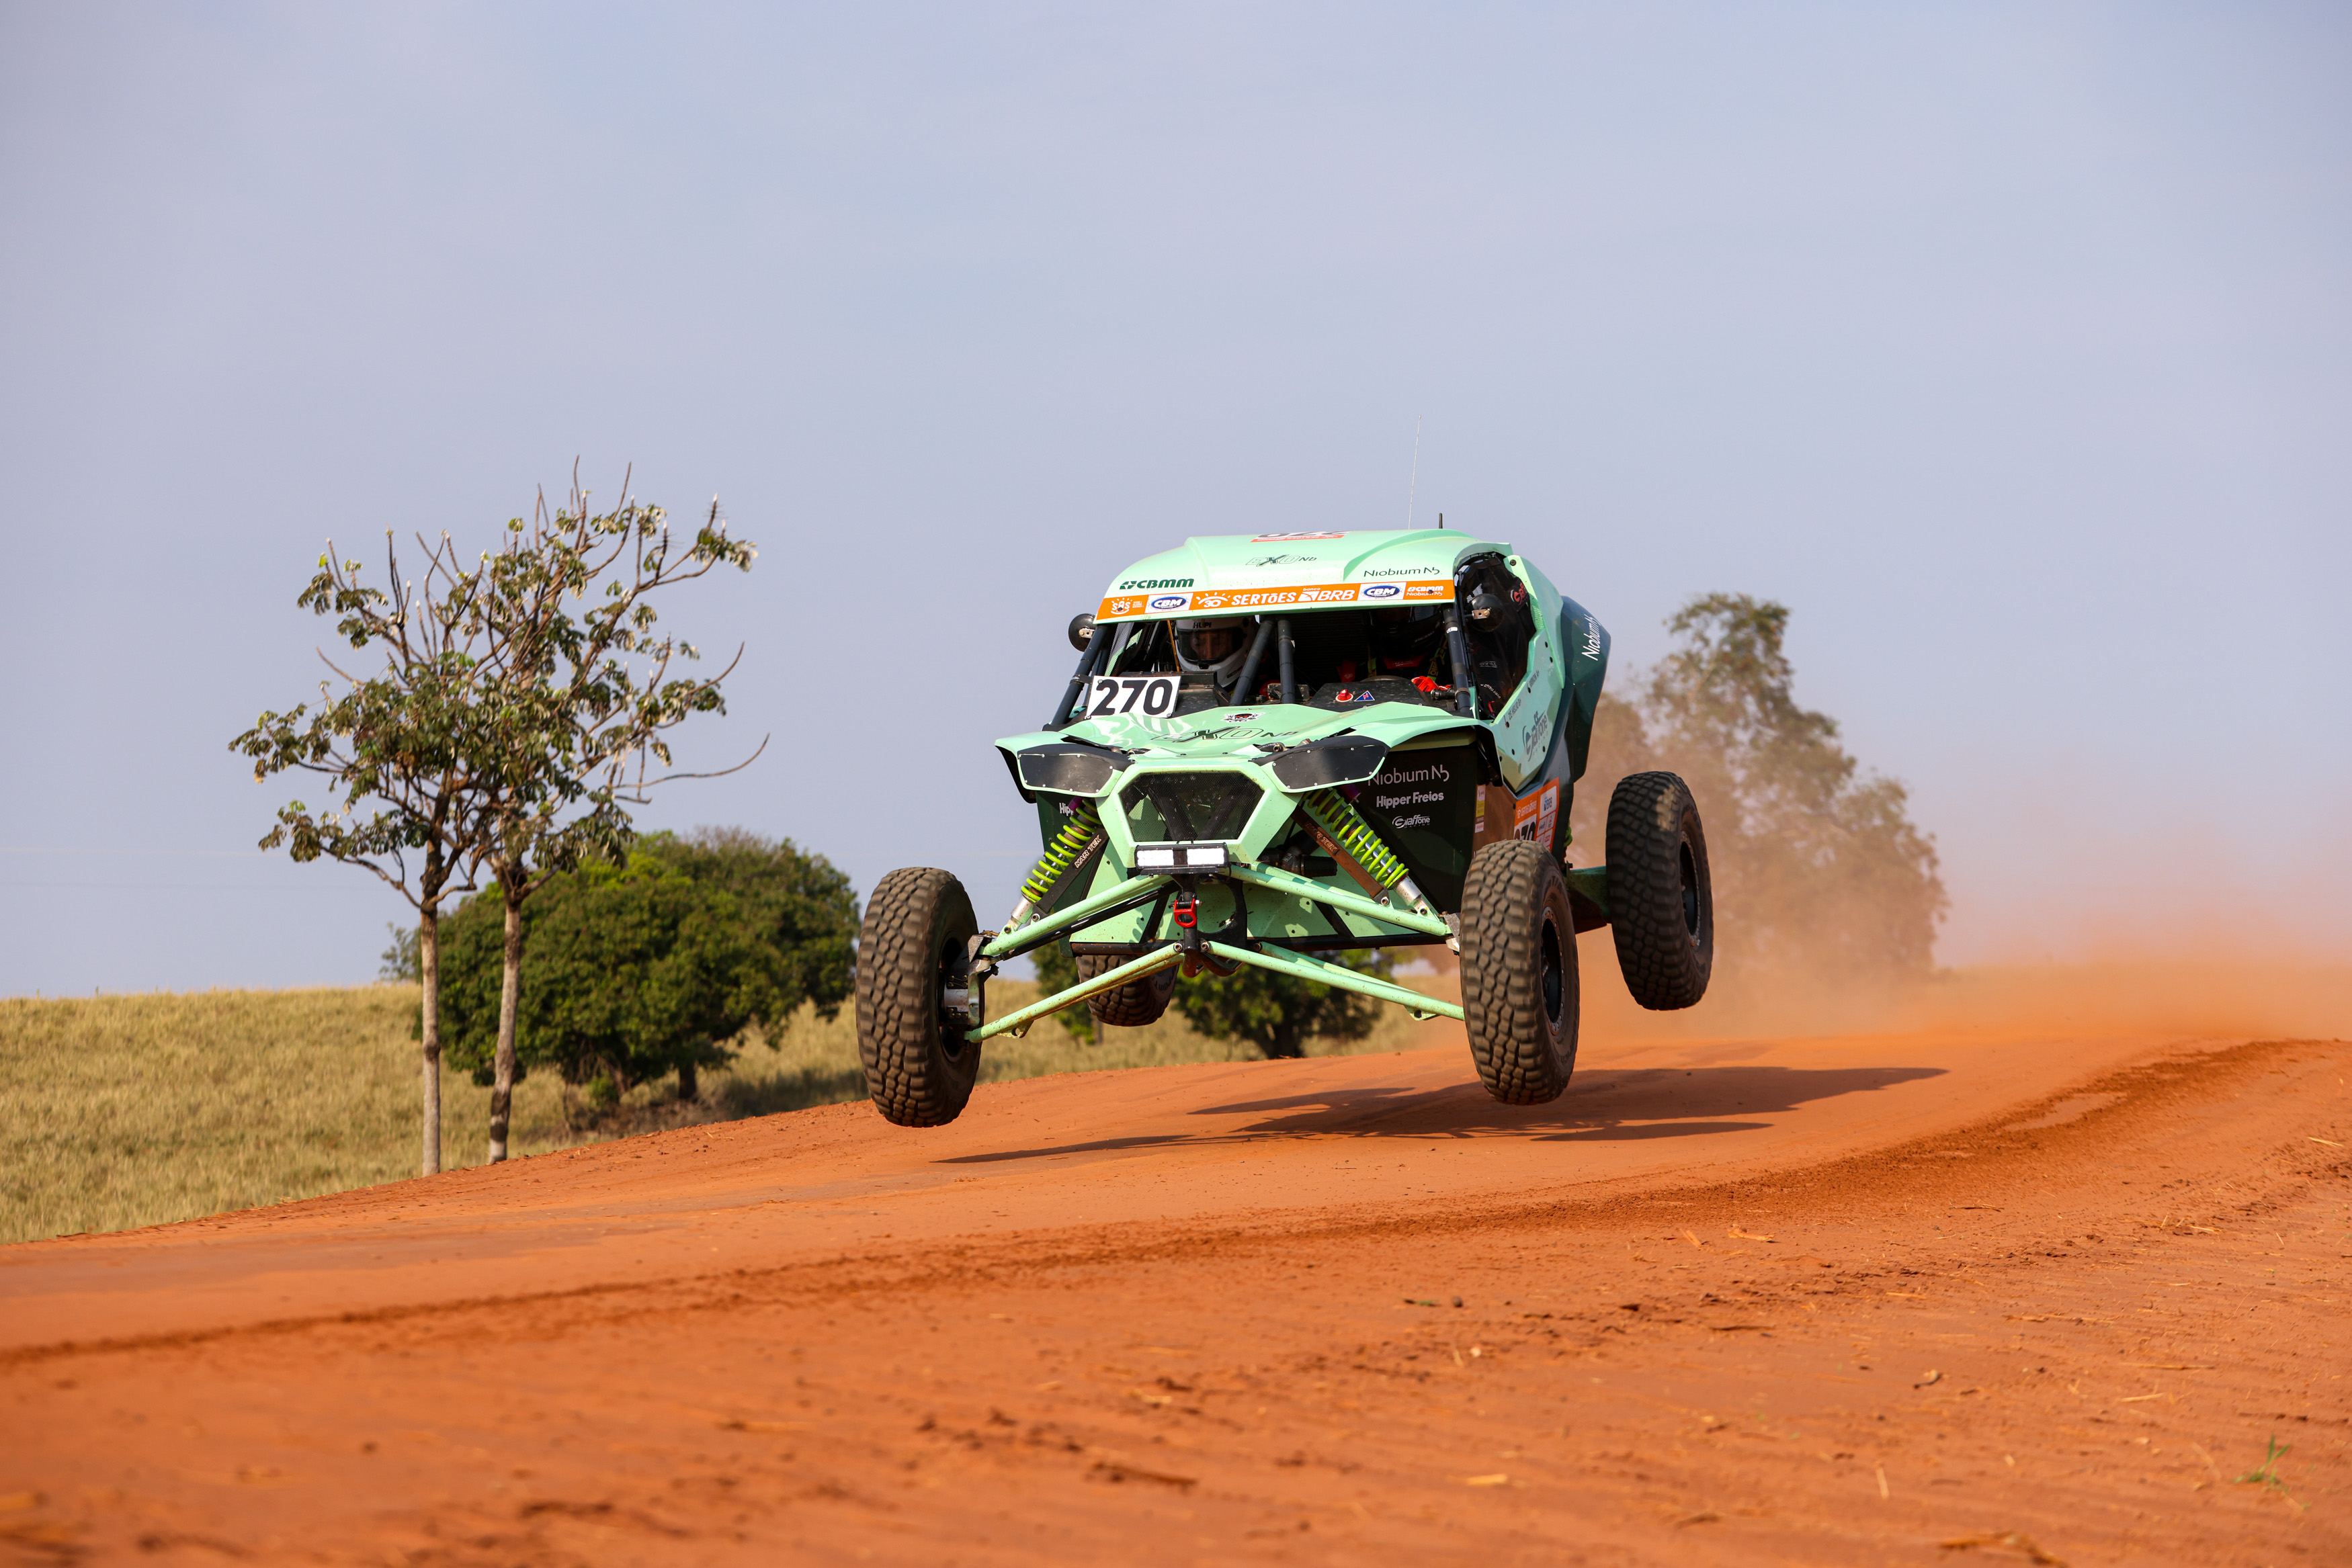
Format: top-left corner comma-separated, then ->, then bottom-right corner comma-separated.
855,867 -> 982,1126
1458,838 -> 1579,1105
1077,952 -> 1178,1027
1605,771 -> 1714,1010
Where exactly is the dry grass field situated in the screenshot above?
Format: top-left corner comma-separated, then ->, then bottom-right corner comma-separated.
0,975 -> 1442,1245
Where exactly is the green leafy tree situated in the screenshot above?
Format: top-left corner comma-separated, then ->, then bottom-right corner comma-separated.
457,474 -> 757,1161
638,828 -> 859,1045
1170,949 -> 1396,1059
232,534 -> 505,1176
437,850 -> 786,1119
1570,593 -> 1946,982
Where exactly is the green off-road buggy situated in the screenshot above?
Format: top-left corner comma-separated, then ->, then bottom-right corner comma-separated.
854,528 -> 1714,1125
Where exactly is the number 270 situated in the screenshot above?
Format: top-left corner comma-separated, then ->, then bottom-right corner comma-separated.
1087,676 -> 1175,717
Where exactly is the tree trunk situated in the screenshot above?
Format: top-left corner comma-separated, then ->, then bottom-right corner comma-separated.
676,1059 -> 698,1102
418,907 -> 442,1177
489,885 -> 522,1162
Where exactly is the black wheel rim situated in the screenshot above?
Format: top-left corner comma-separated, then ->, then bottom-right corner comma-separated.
936,936 -> 970,1061
1539,912 -> 1564,1027
1678,842 -> 1700,939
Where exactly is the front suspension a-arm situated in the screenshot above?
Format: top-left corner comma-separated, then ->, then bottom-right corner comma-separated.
978,871 -> 1171,963
966,944 -> 1183,1043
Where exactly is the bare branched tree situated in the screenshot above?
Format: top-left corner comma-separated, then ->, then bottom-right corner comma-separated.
455,470 -> 760,1161
231,531 -> 501,1176
234,466 -> 760,1168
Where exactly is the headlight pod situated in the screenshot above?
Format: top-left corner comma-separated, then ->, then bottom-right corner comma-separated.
1013,742 -> 1126,797
1267,734 -> 1390,791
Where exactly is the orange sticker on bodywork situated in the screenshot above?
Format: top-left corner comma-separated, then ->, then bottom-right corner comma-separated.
1095,579 -> 1454,621
1511,779 -> 1560,848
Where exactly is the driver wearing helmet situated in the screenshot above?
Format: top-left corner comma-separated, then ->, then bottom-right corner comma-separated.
1173,617 -> 1253,691
1370,604 -> 1447,681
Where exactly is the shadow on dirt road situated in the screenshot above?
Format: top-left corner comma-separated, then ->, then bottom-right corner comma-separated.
939,1063 -> 1944,1162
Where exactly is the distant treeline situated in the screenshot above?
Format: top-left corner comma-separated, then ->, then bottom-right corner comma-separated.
1569,593 -> 1947,984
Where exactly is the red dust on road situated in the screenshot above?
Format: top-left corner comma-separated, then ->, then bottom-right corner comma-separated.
3,967 -> 2347,1565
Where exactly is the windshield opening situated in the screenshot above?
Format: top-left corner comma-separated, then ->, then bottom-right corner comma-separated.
1073,609 -> 1460,716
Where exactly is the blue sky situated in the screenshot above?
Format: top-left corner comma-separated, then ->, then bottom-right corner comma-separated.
3,1 -> 2347,994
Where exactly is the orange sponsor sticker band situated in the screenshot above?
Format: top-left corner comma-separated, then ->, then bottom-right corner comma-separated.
1096,580 -> 1454,621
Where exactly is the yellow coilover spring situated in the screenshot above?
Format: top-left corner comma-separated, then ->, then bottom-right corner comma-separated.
1019,799 -> 1105,910
1298,789 -> 1411,891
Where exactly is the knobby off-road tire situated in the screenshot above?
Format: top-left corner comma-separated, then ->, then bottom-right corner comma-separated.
1076,953 -> 1177,1027
1458,838 -> 1579,1105
1605,771 -> 1713,1010
855,867 -> 981,1127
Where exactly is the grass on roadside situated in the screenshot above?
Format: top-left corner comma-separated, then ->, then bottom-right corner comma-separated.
0,972 -> 1447,1246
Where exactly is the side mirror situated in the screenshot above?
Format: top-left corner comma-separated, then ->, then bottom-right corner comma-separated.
1068,613 -> 1097,652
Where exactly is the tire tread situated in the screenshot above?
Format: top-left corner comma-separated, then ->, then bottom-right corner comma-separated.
1605,772 -> 1712,1011
1458,839 -> 1578,1105
1076,953 -> 1177,1027
855,867 -> 980,1126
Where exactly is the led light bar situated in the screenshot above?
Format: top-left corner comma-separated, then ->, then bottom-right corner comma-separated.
1134,842 -> 1231,870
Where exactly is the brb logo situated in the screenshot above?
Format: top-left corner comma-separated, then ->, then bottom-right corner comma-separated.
1361,583 -> 1402,600
1148,594 -> 1189,612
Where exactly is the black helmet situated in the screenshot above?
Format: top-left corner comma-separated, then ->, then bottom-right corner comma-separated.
1371,604 -> 1445,669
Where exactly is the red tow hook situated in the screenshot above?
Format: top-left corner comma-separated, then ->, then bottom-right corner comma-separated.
1173,892 -> 1198,930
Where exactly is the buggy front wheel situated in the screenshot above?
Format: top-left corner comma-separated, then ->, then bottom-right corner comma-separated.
855,867 -> 982,1126
1458,839 -> 1579,1105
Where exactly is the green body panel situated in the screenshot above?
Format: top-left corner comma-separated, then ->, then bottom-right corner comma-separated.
982,528 -> 1613,1032
1557,595 -> 1611,783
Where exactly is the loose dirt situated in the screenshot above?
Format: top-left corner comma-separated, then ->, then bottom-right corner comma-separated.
3,963 -> 2347,1566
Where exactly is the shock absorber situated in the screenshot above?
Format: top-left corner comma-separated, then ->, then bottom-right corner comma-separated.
1296,789 -> 1435,915
1005,799 -> 1105,930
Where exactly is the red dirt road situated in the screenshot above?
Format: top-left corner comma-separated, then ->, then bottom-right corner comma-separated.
4,976 -> 2349,1566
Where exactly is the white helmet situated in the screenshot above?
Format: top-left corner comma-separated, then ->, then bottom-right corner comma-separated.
1173,617 -> 1250,682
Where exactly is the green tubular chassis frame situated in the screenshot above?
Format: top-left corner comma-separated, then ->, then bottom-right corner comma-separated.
956,790 -> 1618,1044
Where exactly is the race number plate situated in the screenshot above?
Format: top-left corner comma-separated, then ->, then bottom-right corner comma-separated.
1084,674 -> 1180,719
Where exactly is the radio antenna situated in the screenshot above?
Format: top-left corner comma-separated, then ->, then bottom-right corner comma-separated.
1404,416 -> 1423,529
